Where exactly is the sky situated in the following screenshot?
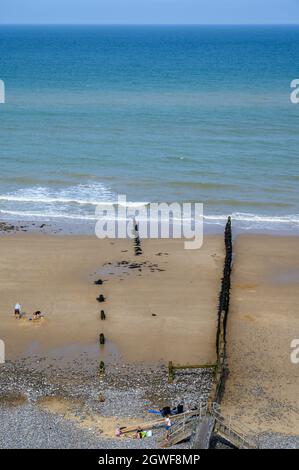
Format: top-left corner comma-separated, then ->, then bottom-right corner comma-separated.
1,0 -> 299,25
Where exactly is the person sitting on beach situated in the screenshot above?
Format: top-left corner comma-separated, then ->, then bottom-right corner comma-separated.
134,427 -> 143,439
171,402 -> 184,415
14,303 -> 21,319
28,311 -> 44,321
31,310 -> 44,321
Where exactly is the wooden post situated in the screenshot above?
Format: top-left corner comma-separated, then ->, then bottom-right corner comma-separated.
99,333 -> 105,345
97,294 -> 105,303
168,361 -> 174,383
99,361 -> 105,375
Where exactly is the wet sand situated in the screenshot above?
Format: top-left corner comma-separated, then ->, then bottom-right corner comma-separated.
0,233 -> 224,365
1,231 -> 299,447
222,234 -> 299,437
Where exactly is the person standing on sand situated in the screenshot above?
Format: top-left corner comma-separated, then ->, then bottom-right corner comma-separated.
14,303 -> 21,319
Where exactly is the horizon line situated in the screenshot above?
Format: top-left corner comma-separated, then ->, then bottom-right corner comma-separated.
1,23 -> 299,26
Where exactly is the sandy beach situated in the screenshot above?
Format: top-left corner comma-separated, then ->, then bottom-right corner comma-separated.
222,234 -> 299,440
0,233 -> 224,365
1,230 -> 299,448
0,231 -> 223,448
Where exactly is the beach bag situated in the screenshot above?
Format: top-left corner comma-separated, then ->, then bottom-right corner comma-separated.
160,406 -> 171,417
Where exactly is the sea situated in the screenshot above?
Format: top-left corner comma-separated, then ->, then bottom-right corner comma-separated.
0,25 -> 299,233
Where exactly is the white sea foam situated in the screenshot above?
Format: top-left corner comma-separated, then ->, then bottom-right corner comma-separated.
0,184 -> 299,230
0,183 -> 113,206
204,212 -> 299,225
0,209 -> 97,220
1,207 -> 299,228
0,184 -> 149,208
0,209 -> 192,222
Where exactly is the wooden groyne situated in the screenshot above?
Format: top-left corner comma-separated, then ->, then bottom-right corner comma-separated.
210,215 -> 232,405
167,217 -> 232,394
133,220 -> 143,256
192,217 -> 256,448
164,218 -> 235,449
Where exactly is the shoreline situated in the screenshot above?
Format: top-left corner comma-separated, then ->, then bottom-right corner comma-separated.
1,216 -> 299,239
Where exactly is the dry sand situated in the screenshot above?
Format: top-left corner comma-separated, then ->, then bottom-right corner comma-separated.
0,233 -> 224,365
221,234 -> 299,437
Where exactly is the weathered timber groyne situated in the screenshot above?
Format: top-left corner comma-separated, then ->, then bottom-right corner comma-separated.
133,221 -> 143,256
190,217 -> 235,449
209,216 -> 232,406
168,217 -> 232,392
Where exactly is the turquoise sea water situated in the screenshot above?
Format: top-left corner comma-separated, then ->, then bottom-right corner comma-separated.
0,25 -> 299,232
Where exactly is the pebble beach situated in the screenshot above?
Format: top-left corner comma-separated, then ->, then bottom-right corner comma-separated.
0,355 -> 213,449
